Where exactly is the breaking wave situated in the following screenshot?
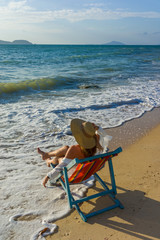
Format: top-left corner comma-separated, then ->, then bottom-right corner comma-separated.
52,99 -> 143,114
0,77 -> 61,95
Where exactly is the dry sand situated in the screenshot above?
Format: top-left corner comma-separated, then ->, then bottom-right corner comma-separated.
47,108 -> 160,240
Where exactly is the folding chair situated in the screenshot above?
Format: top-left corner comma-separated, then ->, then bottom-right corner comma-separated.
51,147 -> 124,222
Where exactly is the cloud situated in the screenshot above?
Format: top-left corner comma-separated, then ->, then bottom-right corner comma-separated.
153,31 -> 160,35
143,31 -> 160,36
84,3 -> 105,8
0,0 -> 160,25
8,0 -> 31,10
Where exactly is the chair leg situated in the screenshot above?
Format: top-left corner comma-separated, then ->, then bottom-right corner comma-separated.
63,167 -> 87,221
108,158 -> 117,195
94,172 -> 110,191
63,167 -> 73,209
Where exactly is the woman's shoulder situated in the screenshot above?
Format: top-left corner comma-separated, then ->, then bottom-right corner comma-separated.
69,144 -> 80,151
66,145 -> 84,159
65,146 -> 76,159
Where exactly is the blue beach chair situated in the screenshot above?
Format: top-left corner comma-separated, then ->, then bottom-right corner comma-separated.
51,147 -> 124,222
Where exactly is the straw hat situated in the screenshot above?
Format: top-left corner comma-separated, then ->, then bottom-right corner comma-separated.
70,119 -> 96,149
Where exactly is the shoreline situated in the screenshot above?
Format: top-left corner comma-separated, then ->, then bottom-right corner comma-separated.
46,107 -> 160,240
106,107 -> 160,150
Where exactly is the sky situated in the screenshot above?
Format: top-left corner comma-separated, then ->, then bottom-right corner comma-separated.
0,0 -> 160,44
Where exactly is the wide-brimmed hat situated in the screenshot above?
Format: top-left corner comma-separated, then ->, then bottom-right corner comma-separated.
70,119 -> 96,149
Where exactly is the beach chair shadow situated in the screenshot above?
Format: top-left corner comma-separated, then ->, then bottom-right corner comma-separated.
87,185 -> 160,240
51,147 -> 124,222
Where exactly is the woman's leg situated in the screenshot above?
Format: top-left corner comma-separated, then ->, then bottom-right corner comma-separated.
46,156 -> 64,167
49,145 -> 69,158
37,148 -> 50,160
37,145 -> 69,160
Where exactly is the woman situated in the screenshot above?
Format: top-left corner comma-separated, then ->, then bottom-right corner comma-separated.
38,119 -> 112,187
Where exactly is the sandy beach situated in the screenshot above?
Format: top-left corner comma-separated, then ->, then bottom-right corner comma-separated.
46,108 -> 160,240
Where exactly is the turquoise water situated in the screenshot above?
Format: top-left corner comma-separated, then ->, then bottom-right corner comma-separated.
1,45 -> 160,93
0,45 -> 160,239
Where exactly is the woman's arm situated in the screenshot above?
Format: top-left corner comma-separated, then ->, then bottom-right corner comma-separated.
42,146 -> 77,187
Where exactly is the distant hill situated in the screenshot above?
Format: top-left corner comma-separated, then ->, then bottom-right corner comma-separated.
104,41 -> 126,45
0,40 -> 33,45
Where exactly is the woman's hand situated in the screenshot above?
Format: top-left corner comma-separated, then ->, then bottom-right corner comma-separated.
95,134 -> 103,151
43,176 -> 49,187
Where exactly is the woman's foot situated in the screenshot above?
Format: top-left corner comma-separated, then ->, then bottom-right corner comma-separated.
37,148 -> 49,160
46,159 -> 54,167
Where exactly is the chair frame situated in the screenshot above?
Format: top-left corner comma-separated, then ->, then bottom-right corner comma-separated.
51,147 -> 124,222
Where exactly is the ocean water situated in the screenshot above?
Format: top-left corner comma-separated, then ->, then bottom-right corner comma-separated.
0,45 -> 160,239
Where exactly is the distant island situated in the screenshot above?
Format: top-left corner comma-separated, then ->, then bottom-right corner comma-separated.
103,41 -> 126,45
0,40 -> 33,45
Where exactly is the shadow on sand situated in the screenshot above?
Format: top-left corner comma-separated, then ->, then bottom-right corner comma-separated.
85,184 -> 160,240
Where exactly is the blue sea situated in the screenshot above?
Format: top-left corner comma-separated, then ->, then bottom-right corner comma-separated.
0,45 -> 160,239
